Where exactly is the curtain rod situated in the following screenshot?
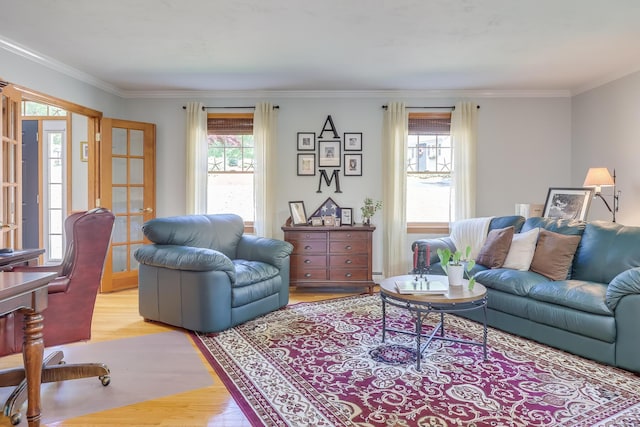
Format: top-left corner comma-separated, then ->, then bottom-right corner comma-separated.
182,105 -> 279,110
381,105 -> 480,110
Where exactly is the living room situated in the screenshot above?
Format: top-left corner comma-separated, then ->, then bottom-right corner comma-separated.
2,1 -> 640,426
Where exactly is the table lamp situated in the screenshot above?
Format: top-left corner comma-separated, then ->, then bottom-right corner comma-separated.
583,167 -> 620,222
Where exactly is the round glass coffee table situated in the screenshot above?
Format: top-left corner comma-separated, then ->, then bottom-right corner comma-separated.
379,274 -> 488,370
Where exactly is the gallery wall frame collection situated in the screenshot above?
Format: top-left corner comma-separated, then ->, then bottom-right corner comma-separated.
295,116 -> 364,179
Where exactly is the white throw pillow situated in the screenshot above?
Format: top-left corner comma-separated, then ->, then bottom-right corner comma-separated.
502,227 -> 540,271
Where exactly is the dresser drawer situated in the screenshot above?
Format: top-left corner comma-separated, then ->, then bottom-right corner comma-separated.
329,269 -> 369,281
286,231 -> 327,241
329,254 -> 369,268
291,268 -> 328,281
289,239 -> 327,254
291,254 -> 327,269
329,240 -> 368,254
329,230 -> 368,241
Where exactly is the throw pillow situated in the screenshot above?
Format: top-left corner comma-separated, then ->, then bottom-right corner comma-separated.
529,229 -> 582,281
475,226 -> 515,268
502,227 -> 540,271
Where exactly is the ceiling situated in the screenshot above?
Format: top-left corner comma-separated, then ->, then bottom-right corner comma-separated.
2,0 -> 640,95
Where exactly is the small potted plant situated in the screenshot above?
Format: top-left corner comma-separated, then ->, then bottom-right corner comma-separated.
436,246 -> 476,290
360,197 -> 382,225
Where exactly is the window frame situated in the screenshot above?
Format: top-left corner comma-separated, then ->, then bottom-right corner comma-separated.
206,112 -> 255,233
406,112 -> 452,234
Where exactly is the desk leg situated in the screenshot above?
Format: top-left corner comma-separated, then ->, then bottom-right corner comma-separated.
22,311 -> 44,427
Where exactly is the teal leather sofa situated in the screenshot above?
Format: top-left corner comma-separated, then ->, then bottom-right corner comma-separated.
134,214 -> 293,333
412,216 -> 640,374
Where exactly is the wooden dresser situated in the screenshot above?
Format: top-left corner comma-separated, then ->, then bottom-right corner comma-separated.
281,224 -> 376,294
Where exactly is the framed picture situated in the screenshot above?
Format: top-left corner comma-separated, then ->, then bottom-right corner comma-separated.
323,216 -> 335,226
311,217 -> 323,226
297,132 -> 315,151
344,132 -> 362,151
289,201 -> 308,225
542,188 -> 594,221
297,153 -> 315,176
340,208 -> 353,225
344,154 -> 362,176
80,141 -> 89,162
318,140 -> 340,167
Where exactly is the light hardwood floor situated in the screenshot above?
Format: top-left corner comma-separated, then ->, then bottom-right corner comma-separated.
0,287 -> 375,426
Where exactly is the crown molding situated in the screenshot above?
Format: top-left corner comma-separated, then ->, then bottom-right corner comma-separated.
0,36 -> 125,97
1,36 -> 572,100
121,88 -> 571,99
572,66 -> 640,96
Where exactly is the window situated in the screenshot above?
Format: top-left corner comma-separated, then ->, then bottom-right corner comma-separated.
206,114 -> 254,221
406,112 -> 452,228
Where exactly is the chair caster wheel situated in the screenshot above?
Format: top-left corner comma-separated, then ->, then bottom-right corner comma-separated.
10,412 -> 21,425
100,375 -> 111,386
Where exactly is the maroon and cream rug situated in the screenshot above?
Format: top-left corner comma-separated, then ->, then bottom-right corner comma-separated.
193,294 -> 640,427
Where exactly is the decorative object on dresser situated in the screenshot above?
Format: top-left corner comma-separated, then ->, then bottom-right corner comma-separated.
288,201 -> 308,225
340,208 -> 353,226
360,197 -> 382,225
281,223 -> 376,294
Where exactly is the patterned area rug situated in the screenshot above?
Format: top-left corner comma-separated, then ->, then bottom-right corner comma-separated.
192,294 -> 640,427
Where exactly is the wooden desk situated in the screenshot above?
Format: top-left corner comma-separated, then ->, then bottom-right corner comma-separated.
0,249 -> 45,270
0,272 -> 57,427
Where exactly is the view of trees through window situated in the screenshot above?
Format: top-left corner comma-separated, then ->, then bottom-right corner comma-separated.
406,113 -> 452,223
206,133 -> 255,221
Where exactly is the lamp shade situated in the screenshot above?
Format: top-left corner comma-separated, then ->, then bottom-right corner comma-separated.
583,167 -> 614,190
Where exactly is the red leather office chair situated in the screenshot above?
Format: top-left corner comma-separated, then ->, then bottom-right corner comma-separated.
0,208 -> 115,425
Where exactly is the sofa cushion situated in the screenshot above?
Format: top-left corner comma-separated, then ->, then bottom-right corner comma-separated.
528,280 -> 612,316
142,214 -> 244,260
572,221 -> 640,283
521,217 -> 586,236
527,299 -> 616,342
474,268 -> 549,296
529,229 -> 581,280
233,260 -> 280,287
488,215 -> 525,233
606,267 -> 640,310
476,226 -> 514,268
502,227 -> 540,271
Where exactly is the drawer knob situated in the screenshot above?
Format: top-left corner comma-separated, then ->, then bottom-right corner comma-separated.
345,245 -> 352,250
304,245 -> 312,250
346,233 -> 352,238
345,259 -> 352,264
345,273 -> 352,278
305,273 -> 312,278
304,259 -> 312,264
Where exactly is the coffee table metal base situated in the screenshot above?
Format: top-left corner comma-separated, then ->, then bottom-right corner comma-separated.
380,292 -> 488,370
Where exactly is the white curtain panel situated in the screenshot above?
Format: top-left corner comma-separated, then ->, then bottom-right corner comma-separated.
185,102 -> 208,215
253,102 -> 278,238
451,101 -> 479,220
382,102 -> 409,277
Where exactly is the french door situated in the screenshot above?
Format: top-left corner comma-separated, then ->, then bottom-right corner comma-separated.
100,118 -> 156,292
0,84 -> 22,249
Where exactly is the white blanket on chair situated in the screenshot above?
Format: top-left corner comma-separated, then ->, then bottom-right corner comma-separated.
450,217 -> 494,260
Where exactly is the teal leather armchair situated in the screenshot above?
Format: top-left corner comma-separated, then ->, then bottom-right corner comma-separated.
134,214 -> 293,332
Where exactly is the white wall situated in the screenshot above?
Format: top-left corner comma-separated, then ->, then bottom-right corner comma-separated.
572,71 -> 640,226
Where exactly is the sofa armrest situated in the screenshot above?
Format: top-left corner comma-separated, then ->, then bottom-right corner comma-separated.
236,235 -> 294,269
605,267 -> 640,310
134,244 -> 235,277
411,237 -> 456,267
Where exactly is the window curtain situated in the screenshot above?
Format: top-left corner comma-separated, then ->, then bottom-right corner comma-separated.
382,102 -> 409,277
451,101 -> 478,220
253,102 -> 278,238
185,101 -> 208,214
